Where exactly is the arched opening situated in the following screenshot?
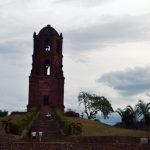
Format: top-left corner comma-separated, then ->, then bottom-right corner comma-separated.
45,45 -> 50,51
45,39 -> 51,51
44,60 -> 50,75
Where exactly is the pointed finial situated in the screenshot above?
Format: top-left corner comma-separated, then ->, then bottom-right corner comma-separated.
33,32 -> 36,38
60,33 -> 63,38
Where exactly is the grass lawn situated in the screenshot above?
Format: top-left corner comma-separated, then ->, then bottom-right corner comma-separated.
68,117 -> 150,137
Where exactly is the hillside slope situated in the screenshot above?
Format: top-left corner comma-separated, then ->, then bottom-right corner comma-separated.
68,117 -> 150,137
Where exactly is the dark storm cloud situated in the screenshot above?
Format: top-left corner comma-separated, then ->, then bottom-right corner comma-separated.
64,15 -> 150,52
97,66 -> 150,96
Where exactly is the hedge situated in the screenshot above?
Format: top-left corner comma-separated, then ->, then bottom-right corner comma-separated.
53,109 -> 82,135
9,107 -> 38,135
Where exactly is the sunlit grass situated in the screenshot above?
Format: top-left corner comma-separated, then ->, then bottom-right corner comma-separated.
68,117 -> 150,137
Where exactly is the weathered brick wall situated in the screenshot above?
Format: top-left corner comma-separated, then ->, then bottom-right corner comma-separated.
64,136 -> 150,144
0,142 -> 149,150
0,136 -> 149,150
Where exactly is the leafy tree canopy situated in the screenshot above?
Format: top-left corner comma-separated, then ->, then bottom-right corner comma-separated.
78,91 -> 113,120
136,100 -> 150,118
116,100 -> 150,128
116,107 -> 137,127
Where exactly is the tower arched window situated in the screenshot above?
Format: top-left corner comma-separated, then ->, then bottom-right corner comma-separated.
45,45 -> 51,51
44,60 -> 50,75
45,39 -> 51,51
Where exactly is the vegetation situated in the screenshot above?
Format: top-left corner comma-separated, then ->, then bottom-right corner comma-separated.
1,118 -> 12,133
1,107 -> 38,135
53,109 -> 82,135
68,116 -> 150,137
78,91 -> 113,120
64,109 -> 79,117
0,110 -> 8,117
10,107 -> 38,134
116,107 -> 136,128
77,91 -> 149,131
116,100 -> 150,129
144,112 -> 150,127
136,100 -> 150,122
0,114 -> 21,134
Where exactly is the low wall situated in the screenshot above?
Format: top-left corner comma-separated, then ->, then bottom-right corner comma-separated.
0,142 -> 149,150
0,136 -> 149,150
65,136 -> 150,143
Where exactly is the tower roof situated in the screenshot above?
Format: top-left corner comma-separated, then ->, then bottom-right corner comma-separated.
38,25 -> 59,37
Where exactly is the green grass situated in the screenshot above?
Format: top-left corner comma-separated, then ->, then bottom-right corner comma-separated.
68,117 -> 150,137
1,114 -> 149,137
0,114 -> 23,134
0,108 -> 38,135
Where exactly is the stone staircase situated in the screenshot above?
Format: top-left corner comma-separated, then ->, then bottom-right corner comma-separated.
23,112 -> 64,142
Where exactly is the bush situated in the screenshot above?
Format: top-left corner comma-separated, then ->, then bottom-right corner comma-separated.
64,109 -> 79,118
9,107 -> 38,135
11,111 -> 26,115
144,113 -> 150,127
53,109 -> 82,135
0,110 -> 8,117
71,122 -> 82,135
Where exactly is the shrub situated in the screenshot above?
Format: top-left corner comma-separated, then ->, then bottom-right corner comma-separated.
53,109 -> 82,135
0,110 -> 8,117
11,111 -> 26,115
71,122 -> 82,135
144,113 -> 150,127
9,107 -> 38,135
65,109 -> 79,118
1,118 -> 12,133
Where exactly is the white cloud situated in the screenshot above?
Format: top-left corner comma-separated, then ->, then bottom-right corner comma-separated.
54,0 -> 113,7
65,14 -> 150,53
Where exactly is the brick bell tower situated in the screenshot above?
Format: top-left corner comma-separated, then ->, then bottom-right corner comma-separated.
27,25 -> 64,112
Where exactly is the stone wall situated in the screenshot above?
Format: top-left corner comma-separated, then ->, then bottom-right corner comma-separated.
0,136 -> 149,150
65,136 -> 147,143
0,142 -> 149,150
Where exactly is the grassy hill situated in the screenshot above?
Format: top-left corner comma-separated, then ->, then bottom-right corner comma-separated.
68,117 -> 150,137
0,114 -> 23,134
1,114 -> 150,137
0,108 -> 37,135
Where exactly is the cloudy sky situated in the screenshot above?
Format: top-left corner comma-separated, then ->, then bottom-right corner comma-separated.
0,0 -> 150,114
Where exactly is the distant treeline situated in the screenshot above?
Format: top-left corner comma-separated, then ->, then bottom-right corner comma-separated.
0,110 -> 8,117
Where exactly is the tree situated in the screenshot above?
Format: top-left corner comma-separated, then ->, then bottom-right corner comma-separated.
0,110 -> 8,117
126,105 -> 138,124
136,100 -> 150,121
144,113 -> 150,128
116,108 -> 131,127
78,91 -> 113,120
136,100 -> 150,129
116,105 -> 140,128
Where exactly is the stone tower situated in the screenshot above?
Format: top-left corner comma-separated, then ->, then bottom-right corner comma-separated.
28,25 -> 64,112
